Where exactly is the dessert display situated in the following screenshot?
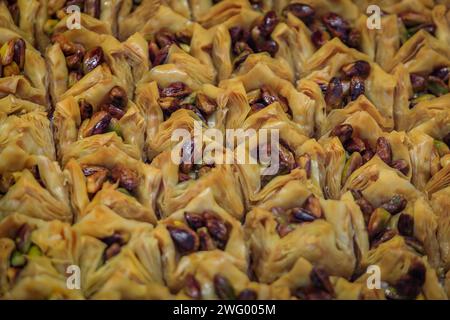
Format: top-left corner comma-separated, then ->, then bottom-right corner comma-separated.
0,0 -> 449,300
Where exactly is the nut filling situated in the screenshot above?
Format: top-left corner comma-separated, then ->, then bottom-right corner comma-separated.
168,211 -> 231,255
44,0 -> 102,35
52,34 -> 105,88
0,38 -> 26,77
79,86 -> 128,138
284,3 -> 361,49
0,0 -> 448,302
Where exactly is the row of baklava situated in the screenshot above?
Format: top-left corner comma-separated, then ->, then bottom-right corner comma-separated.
0,0 -> 449,300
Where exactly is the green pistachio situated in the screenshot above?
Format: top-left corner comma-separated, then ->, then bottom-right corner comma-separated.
108,121 -> 123,138
10,251 -> 26,267
179,43 -> 190,53
368,208 -> 391,239
434,140 -> 450,157
341,152 -> 362,184
28,244 -> 43,257
0,39 -> 14,66
410,93 -> 435,107
181,92 -> 197,105
388,213 -> 401,230
117,187 -> 131,196
427,76 -> 449,96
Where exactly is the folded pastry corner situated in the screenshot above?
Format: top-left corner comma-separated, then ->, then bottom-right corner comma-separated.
153,189 -> 247,291
0,156 -> 72,223
245,189 -> 363,283
0,0 -> 448,301
53,83 -> 145,161
0,213 -> 83,299
0,29 -> 48,106
72,205 -> 166,299
64,145 -> 160,224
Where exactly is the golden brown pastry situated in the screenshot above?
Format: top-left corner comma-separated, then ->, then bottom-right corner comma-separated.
0,0 -> 447,301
